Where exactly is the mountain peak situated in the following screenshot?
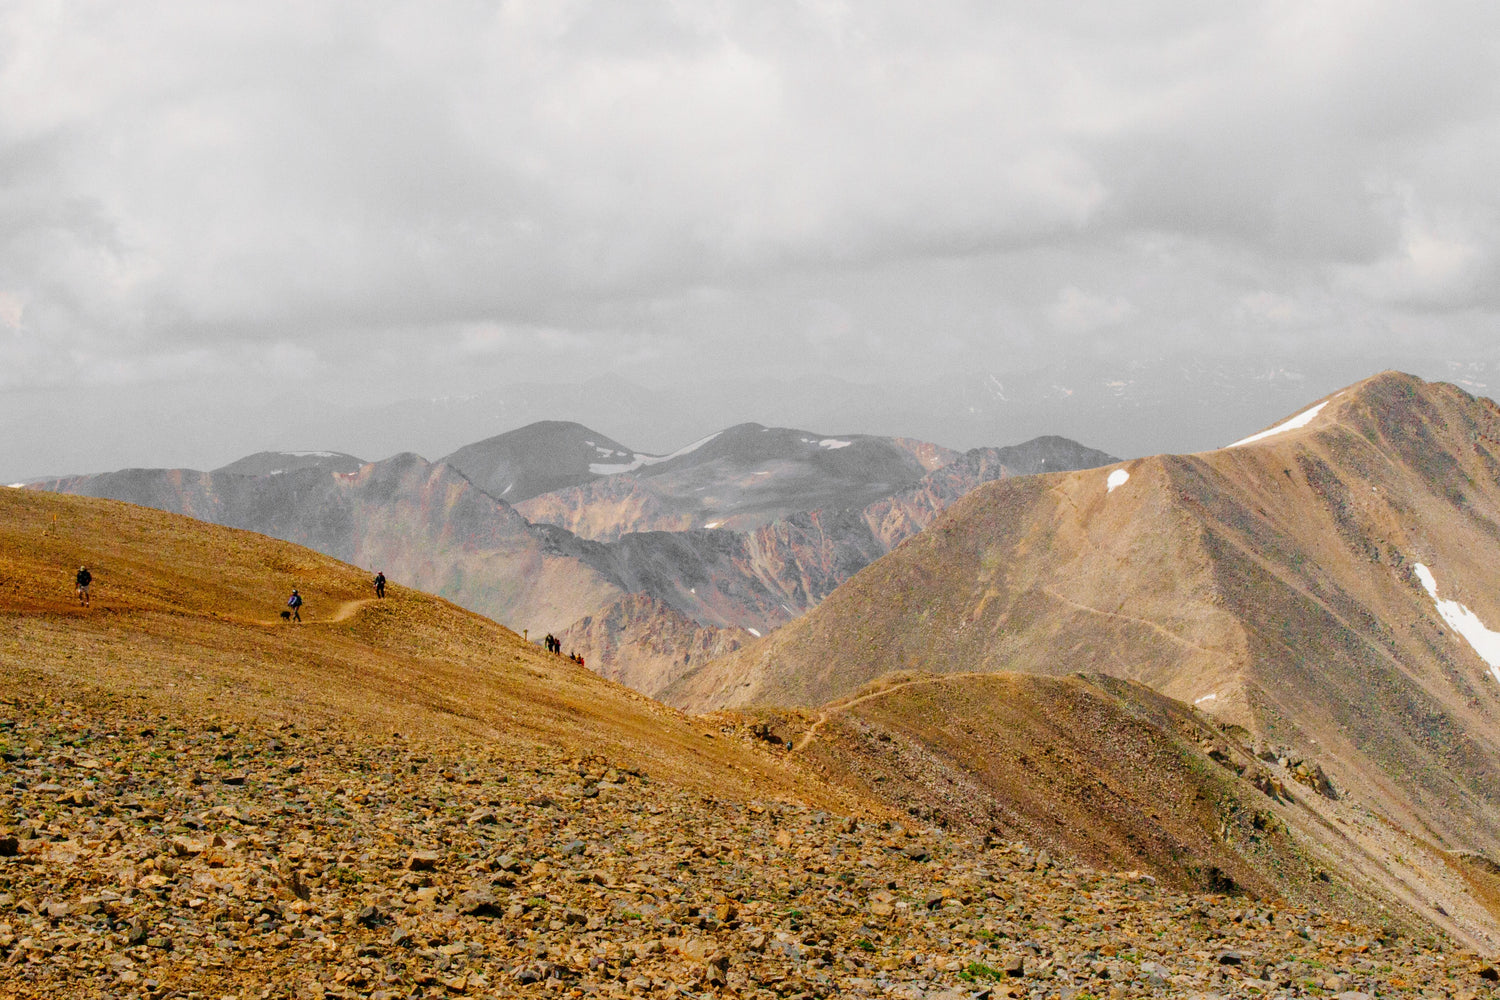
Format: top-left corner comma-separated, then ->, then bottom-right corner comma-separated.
439,421 -> 637,503
213,450 -> 366,477
676,373 -> 1500,916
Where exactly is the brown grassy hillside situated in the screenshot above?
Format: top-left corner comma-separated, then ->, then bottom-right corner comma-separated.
0,487 -> 831,801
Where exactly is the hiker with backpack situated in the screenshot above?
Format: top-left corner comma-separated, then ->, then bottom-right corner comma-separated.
373,571 -> 386,598
287,588 -> 303,622
75,566 -> 91,607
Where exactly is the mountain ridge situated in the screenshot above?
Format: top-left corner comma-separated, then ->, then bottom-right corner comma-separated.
668,370 -> 1500,942
29,423 -> 1115,695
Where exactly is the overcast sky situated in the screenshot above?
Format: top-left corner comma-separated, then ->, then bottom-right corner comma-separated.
4,2 -> 1500,476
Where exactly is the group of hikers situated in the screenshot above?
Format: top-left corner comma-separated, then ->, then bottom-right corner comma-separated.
541,632 -> 584,667
283,570 -> 387,622
67,565 -> 389,621
69,568 -> 594,668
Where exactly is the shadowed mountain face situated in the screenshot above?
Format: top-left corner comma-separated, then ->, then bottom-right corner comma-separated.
438,420 -> 639,504
670,371 -> 1500,938
29,425 -> 1115,696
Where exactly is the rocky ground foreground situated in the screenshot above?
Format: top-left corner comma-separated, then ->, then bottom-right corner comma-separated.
1,686 -> 1496,1000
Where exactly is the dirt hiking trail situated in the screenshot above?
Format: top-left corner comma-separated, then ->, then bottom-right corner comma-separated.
793,673 -> 981,751
249,596 -> 379,628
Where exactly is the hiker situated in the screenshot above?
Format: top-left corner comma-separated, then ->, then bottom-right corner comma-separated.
287,588 -> 303,622
75,565 -> 91,607
373,571 -> 386,598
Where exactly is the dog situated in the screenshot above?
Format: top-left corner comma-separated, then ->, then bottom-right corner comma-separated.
280,609 -> 292,621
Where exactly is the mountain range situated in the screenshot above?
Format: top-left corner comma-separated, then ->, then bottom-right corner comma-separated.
25,421 -> 1115,695
17,353 -> 1500,489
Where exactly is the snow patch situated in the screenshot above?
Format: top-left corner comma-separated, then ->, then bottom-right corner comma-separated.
1106,469 -> 1130,493
7,483 -> 24,489
818,439 -> 852,450
747,628 -> 761,638
287,451 -> 339,458
1194,693 -> 1217,705
1227,401 -> 1329,448
589,431 -> 721,475
704,521 -> 722,529
1414,562 -> 1500,686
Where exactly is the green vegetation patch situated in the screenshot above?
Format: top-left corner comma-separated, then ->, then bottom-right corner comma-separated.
958,961 -> 1004,982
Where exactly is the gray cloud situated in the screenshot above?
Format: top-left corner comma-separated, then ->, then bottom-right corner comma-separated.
3,0 -> 1500,472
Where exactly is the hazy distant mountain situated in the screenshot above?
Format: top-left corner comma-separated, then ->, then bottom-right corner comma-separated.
308,355 -> 1500,466
8,353 -> 1500,487
213,450 -> 365,476
31,424 -> 1115,694
516,424 -> 959,541
557,435 -> 1116,691
438,421 -> 640,504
